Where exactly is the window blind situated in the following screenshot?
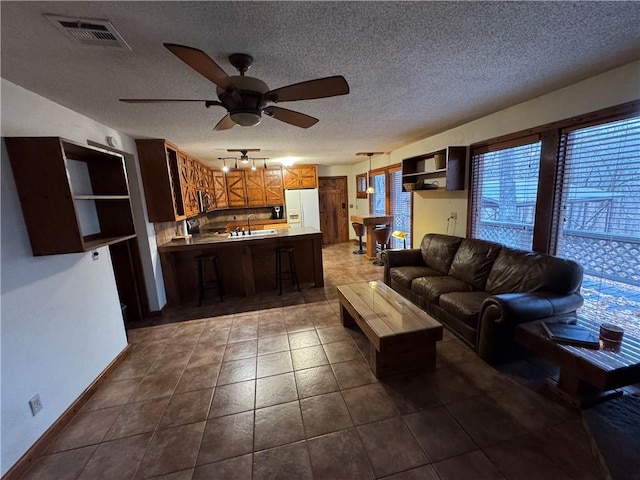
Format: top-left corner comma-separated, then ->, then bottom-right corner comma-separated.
470,141 -> 542,250
389,167 -> 412,249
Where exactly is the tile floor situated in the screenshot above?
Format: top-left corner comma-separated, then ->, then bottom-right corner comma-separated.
22,243 -> 610,479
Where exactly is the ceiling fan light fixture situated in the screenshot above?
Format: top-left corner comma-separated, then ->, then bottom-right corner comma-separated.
230,111 -> 262,127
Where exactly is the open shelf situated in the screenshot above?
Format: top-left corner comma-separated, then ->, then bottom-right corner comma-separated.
401,146 -> 468,192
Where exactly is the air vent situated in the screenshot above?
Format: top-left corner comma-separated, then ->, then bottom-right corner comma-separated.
44,14 -> 131,49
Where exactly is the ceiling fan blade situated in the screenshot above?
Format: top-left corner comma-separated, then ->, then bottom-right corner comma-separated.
119,99 -> 212,103
263,106 -> 318,129
164,43 -> 239,93
213,114 -> 235,131
264,75 -> 349,103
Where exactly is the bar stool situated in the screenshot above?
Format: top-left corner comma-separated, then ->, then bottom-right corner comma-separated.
275,246 -> 300,295
195,253 -> 224,305
352,222 -> 366,254
372,226 -> 392,266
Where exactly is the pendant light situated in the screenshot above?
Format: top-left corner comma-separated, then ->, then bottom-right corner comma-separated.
219,157 -> 229,173
356,152 -> 384,195
251,159 -> 257,171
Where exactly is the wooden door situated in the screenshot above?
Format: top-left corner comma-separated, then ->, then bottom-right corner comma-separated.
264,167 -> 284,205
212,171 -> 228,208
245,169 -> 266,206
226,171 -> 247,207
319,176 -> 349,244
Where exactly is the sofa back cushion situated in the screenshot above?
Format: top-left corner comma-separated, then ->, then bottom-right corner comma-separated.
486,247 -> 583,295
420,234 -> 463,274
449,238 -> 502,290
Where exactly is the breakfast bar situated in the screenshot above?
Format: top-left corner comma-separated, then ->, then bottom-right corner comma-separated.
158,227 -> 323,305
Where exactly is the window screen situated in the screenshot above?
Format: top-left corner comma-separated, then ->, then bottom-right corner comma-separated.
470,141 -> 542,250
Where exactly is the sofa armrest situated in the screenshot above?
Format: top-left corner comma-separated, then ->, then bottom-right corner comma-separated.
476,292 -> 584,363
381,249 -> 425,285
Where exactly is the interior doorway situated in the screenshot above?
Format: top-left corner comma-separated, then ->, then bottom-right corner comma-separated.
319,176 -> 349,244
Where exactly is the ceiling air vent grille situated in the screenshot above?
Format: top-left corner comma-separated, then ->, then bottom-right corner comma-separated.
44,15 -> 131,49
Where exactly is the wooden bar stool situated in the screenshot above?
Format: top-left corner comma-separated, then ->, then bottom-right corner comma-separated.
372,226 -> 392,266
195,253 -> 224,305
352,222 -> 366,254
275,246 -> 300,295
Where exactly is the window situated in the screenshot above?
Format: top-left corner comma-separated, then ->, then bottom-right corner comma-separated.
469,100 -> 640,336
368,166 -> 412,249
470,140 -> 541,250
355,173 -> 367,198
369,171 -> 386,216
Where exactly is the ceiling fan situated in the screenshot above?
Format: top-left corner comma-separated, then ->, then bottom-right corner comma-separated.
120,43 -> 350,131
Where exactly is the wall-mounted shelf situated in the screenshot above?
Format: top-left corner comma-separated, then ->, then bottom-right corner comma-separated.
401,146 -> 468,192
5,137 -> 136,256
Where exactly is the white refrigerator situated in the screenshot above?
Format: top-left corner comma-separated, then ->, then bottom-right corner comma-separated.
284,189 -> 321,230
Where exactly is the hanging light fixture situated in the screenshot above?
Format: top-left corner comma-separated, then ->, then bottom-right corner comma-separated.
251,159 -> 257,171
219,157 -> 230,173
356,152 -> 384,195
263,158 -> 268,169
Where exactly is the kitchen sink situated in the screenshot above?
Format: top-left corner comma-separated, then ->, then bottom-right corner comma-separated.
228,229 -> 278,238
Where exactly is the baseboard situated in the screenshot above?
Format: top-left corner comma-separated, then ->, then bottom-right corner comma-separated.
2,344 -> 131,480
147,309 -> 162,317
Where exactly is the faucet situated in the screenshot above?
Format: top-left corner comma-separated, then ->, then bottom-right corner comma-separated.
247,214 -> 257,235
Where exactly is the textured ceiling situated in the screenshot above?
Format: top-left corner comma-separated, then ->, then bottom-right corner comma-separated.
2,1 -> 639,167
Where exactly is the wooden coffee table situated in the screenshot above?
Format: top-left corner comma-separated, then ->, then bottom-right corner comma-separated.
337,282 -> 443,377
516,317 -> 640,408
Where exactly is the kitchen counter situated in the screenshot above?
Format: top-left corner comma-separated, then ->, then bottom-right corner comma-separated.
158,227 -> 323,304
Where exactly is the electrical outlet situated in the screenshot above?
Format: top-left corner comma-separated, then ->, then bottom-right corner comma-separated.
29,394 -> 43,416
450,212 -> 458,220
92,250 -> 99,261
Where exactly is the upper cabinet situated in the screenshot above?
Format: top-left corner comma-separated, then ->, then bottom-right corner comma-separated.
5,137 -> 136,256
283,164 -> 318,189
226,170 -> 247,208
263,167 -> 285,205
401,147 -> 467,192
212,170 -> 228,209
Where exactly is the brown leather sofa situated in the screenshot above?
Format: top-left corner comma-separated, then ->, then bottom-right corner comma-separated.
381,233 -> 584,364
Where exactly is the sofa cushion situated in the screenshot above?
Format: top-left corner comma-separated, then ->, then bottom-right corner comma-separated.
420,234 -> 463,274
390,266 -> 443,289
520,255 -> 583,295
412,276 -> 475,303
485,248 -> 538,294
449,238 -> 502,290
439,291 -> 491,328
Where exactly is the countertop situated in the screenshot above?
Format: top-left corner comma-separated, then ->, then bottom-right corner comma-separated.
158,227 -> 322,253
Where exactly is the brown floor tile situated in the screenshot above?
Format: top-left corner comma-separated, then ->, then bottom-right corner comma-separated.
217,357 -> 257,385
331,358 -> 378,390
198,328 -> 230,346
222,339 -> 257,362
258,321 -> 287,337
148,468 -> 194,480
47,406 -> 122,453
342,383 -> 398,425
455,360 -> 513,393
445,395 -> 528,447
307,428 -> 374,479
357,417 -> 428,478
256,372 -> 298,408
323,339 -> 362,363
432,450 -> 506,480
291,345 -> 329,370
284,317 -> 316,333
487,386 -> 566,433
105,397 -> 170,440
257,334 -> 289,355
136,421 -> 206,478
436,339 -> 477,367
382,464 -> 441,480
256,350 -> 293,378
129,371 -> 183,402
174,363 -> 221,394
316,325 -> 352,344
197,412 -> 254,465
254,401 -> 305,451
228,324 -> 258,343
423,367 -> 483,404
78,433 -> 151,479
288,330 -> 321,349
404,405 -> 477,462
259,309 -> 284,324
159,388 -> 214,429
147,350 -> 193,375
379,372 -> 442,414
300,391 -> 354,438
208,380 -> 255,418
192,454 -> 252,480
22,445 -> 97,480
82,378 -> 140,412
295,365 -> 340,398
253,441 -> 313,480
483,434 -> 575,480
188,344 -> 225,368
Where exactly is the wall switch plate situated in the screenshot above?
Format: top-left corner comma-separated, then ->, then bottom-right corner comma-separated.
29,394 -> 43,416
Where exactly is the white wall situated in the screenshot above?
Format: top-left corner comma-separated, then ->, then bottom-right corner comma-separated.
387,60 -> 640,247
0,80 -> 160,475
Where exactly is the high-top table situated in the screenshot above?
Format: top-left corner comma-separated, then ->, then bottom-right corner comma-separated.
350,214 -> 393,260
337,282 -> 443,377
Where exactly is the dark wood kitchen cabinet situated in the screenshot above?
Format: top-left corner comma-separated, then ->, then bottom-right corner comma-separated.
212,170 -> 228,209
283,164 -> 318,189
245,169 -> 266,206
5,137 -> 136,255
263,167 -> 285,205
226,170 -> 247,207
